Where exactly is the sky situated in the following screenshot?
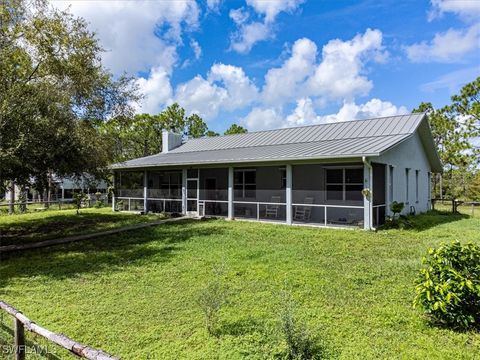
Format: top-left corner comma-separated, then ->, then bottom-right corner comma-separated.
53,0 -> 480,133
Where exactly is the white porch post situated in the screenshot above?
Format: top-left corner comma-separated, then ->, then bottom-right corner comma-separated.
228,167 -> 233,220
363,162 -> 373,230
143,169 -> 148,213
182,169 -> 187,215
286,164 -> 292,225
112,172 -> 116,211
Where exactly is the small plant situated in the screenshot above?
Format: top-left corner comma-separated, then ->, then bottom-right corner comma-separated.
414,241 -> 480,330
390,201 -> 404,220
94,192 -> 104,208
72,192 -> 88,215
197,264 -> 228,336
279,290 -> 323,359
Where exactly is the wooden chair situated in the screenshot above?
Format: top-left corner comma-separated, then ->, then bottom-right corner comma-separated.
293,197 -> 314,221
265,196 -> 281,218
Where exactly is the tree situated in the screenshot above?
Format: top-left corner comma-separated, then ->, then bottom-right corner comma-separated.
0,0 -> 138,191
206,130 -> 220,137
102,104 -> 211,162
413,102 -> 477,199
224,124 -> 248,135
450,76 -> 480,133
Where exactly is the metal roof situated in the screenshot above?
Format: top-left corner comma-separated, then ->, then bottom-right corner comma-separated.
112,113 -> 442,170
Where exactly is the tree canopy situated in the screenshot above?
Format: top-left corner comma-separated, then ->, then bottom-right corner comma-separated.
224,124 -> 248,135
0,0 -> 138,188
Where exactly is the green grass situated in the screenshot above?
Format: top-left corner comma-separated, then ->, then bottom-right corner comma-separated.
0,211 -> 479,359
0,208 -> 166,247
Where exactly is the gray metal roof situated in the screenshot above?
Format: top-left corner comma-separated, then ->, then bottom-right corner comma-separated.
112,113 -> 441,170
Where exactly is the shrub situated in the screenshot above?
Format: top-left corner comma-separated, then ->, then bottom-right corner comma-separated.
72,192 -> 88,215
279,290 -> 324,359
414,241 -> 480,330
197,264 -> 228,336
390,201 -> 404,219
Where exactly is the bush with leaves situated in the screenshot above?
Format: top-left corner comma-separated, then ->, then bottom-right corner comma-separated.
196,264 -> 228,336
72,192 -> 88,215
279,290 -> 325,359
414,241 -> 480,330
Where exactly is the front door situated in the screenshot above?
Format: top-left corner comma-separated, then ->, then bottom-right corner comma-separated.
186,178 -> 199,216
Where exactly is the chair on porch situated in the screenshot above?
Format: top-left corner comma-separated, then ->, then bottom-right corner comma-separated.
293,197 -> 314,221
265,196 -> 281,218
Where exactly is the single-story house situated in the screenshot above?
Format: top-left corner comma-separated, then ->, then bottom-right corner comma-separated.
111,112 -> 442,229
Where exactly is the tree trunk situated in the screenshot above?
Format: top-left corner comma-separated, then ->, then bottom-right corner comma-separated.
8,181 -> 15,215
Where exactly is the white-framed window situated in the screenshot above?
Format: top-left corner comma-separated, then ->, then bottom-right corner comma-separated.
405,168 -> 410,204
234,169 -> 256,199
415,170 -> 419,203
325,167 -> 363,201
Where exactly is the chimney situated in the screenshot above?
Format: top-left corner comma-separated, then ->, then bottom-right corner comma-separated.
162,130 -> 183,153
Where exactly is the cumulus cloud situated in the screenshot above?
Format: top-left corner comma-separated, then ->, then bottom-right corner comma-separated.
191,39 -> 202,60
135,67 -> 173,114
230,0 -> 304,53
241,98 -> 407,131
262,38 -> 317,105
307,28 -> 386,101
428,0 -> 480,21
54,0 -> 199,74
405,24 -> 480,63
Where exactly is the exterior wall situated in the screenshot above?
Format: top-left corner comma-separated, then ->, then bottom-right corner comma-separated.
375,132 -> 432,215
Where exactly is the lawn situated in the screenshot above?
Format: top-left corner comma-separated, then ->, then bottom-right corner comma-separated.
0,210 -> 479,359
0,208 -> 165,247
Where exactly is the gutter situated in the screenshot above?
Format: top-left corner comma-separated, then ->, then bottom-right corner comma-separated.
362,156 -> 375,231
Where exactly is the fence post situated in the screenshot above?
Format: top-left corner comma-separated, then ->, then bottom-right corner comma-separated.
14,318 -> 25,360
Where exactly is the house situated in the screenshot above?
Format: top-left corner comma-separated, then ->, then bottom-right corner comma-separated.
111,113 -> 442,229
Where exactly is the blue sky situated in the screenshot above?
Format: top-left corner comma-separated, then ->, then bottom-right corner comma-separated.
56,0 -> 480,133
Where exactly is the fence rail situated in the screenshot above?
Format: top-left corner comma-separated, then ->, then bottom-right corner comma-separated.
0,301 -> 119,360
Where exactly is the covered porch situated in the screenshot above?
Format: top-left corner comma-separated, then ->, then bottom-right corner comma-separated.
113,162 -> 387,229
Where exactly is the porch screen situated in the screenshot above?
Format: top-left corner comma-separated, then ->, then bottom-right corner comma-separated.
234,169 -> 256,199
326,168 -> 363,201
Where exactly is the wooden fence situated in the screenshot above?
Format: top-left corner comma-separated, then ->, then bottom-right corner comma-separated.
0,301 -> 119,360
432,198 -> 480,215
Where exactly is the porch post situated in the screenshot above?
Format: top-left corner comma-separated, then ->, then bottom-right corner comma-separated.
286,164 -> 292,225
111,172 -> 116,211
228,166 -> 233,220
143,169 -> 148,213
363,162 -> 373,230
182,169 -> 187,215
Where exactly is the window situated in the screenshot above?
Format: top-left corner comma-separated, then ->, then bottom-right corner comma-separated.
389,166 -> 394,203
427,172 -> 431,200
161,171 -> 182,198
415,170 -> 419,203
326,167 -> 363,201
234,169 -> 256,199
405,168 -> 410,203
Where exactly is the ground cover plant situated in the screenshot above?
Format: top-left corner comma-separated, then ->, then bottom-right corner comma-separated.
0,208 -> 479,358
0,208 -> 165,247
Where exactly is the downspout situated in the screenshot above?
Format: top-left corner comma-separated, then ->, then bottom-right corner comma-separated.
362,156 -> 375,231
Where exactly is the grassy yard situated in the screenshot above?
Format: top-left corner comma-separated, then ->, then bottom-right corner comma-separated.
0,208 -> 165,247
0,210 -> 479,359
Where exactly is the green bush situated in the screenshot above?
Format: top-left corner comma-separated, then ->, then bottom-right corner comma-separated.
414,241 -> 480,330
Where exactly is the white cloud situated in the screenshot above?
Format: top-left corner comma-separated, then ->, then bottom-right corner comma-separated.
240,107 -> 284,131
322,99 -> 408,123
230,21 -> 272,54
54,0 -> 199,74
405,24 -> 480,63
241,98 -> 407,131
207,0 -> 222,12
428,0 -> 480,21
191,39 -> 202,60
420,66 -> 480,92
135,67 -> 173,114
246,0 -> 304,23
262,38 -> 317,105
229,0 -> 305,53
173,63 -> 258,119
307,28 -> 386,102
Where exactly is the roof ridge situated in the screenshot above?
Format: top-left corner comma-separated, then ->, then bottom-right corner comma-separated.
184,112 -> 424,143
170,133 -> 410,155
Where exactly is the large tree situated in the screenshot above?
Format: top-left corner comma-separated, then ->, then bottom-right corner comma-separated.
0,0 -> 138,191
103,103 -> 211,162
